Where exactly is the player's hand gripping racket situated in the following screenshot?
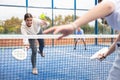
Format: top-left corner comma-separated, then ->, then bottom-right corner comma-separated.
90,47 -> 108,61
12,47 -> 27,60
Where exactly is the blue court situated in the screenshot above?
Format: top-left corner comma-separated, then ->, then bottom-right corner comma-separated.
0,45 -> 116,80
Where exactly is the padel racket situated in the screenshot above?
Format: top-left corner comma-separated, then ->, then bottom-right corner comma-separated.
90,47 -> 108,61
12,48 -> 27,60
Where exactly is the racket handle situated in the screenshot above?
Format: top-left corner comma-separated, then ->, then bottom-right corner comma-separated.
97,56 -> 106,61
90,47 -> 108,61
24,47 -> 28,52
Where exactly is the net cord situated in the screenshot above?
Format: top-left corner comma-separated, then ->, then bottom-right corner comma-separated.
0,34 -> 118,39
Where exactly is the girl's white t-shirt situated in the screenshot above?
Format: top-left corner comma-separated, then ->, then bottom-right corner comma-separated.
103,0 -> 120,31
21,18 -> 42,44
21,18 -> 42,35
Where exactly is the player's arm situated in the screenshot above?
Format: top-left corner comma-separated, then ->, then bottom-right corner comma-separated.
97,33 -> 120,60
37,18 -> 50,28
72,1 -> 115,29
21,25 -> 29,49
43,1 -> 115,39
104,33 -> 120,57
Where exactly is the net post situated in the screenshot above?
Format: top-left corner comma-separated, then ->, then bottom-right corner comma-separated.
73,0 -> 77,43
95,0 -> 98,45
111,29 -> 114,44
26,0 -> 28,13
51,0 -> 54,47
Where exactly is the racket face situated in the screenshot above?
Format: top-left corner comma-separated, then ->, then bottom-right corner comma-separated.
12,49 -> 27,60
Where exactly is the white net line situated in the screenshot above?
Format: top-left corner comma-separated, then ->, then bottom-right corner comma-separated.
0,34 -> 118,39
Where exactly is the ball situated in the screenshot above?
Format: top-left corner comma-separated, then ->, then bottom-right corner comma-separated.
40,13 -> 46,20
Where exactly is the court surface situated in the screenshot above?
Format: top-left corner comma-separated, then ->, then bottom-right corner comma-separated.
0,44 -> 116,80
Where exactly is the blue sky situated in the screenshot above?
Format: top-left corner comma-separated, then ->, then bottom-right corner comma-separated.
0,0 -> 95,21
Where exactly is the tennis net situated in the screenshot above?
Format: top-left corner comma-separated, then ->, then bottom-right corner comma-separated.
0,34 -> 118,80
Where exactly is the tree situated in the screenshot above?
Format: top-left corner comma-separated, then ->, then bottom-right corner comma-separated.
0,26 -> 4,33
54,15 -> 63,25
3,17 -> 22,34
1,15 -> 111,34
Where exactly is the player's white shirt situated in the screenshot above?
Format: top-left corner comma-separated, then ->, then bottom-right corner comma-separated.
103,0 -> 120,31
21,18 -> 43,44
75,29 -> 85,41
76,29 -> 84,35
21,18 -> 42,35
